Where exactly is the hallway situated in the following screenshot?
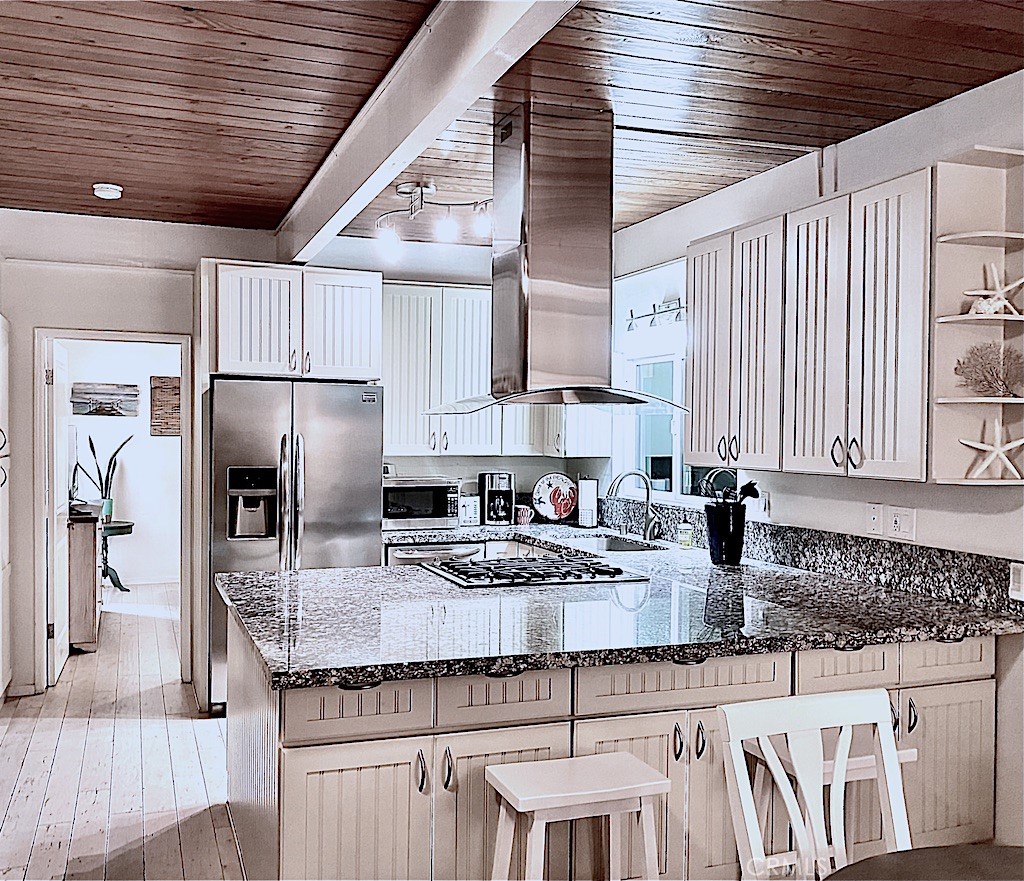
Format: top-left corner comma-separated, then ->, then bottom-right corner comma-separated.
0,584 -> 242,880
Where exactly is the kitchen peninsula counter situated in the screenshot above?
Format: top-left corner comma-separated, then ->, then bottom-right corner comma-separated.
216,528 -> 1024,689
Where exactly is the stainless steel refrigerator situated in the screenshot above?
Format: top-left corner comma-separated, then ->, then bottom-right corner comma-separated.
204,377 -> 383,708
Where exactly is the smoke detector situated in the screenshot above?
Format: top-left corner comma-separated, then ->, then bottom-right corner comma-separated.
92,183 -> 123,201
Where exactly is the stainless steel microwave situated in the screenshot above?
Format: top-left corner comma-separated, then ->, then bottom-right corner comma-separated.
382,476 -> 460,531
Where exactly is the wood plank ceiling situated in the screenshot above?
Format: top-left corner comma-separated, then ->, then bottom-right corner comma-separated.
0,0 -> 436,227
344,0 -> 1024,245
0,1 -> 1020,237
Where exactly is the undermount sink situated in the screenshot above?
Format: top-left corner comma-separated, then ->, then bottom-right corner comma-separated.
563,535 -> 663,553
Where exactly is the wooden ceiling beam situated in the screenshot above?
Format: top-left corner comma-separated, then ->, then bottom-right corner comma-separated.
275,0 -> 576,263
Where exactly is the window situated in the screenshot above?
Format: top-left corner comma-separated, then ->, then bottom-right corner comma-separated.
613,260 -> 735,502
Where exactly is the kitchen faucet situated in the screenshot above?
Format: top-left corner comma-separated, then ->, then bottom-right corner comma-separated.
606,470 -> 660,541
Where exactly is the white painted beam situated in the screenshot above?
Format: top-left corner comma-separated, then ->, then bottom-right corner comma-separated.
276,0 -> 576,264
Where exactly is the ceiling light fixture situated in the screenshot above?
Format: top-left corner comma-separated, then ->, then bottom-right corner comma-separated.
375,218 -> 404,263
373,183 -> 491,247
435,206 -> 459,243
92,182 -> 123,201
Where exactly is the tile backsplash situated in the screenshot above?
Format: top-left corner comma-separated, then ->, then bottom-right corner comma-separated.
599,497 -> 1020,614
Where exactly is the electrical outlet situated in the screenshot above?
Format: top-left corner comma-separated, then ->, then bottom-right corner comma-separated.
865,503 -> 883,536
885,505 -> 916,542
1010,562 -> 1024,602
760,491 -> 771,518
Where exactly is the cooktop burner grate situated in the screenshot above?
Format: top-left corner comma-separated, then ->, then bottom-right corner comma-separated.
421,555 -> 649,588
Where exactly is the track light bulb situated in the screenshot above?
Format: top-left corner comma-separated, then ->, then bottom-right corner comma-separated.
436,208 -> 459,243
376,225 -> 403,262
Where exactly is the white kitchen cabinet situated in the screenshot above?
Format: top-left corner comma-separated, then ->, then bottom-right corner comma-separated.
280,736 -> 434,880
433,723 -> 571,881
573,711 -> 687,881
501,404 -> 549,456
686,232 -> 733,467
216,263 -> 303,376
382,284 -> 442,456
900,679 -> 995,847
729,216 -> 785,471
783,196 -> 851,475
439,287 -> 501,455
301,269 -> 382,380
685,708 -> 744,881
1,563 -> 10,695
847,170 -> 931,481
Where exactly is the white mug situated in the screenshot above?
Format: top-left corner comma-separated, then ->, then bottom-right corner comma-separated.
515,505 -> 535,525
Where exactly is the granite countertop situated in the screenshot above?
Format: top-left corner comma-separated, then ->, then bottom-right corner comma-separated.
217,526 -> 1024,690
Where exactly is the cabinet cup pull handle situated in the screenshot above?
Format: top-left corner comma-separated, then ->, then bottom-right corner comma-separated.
554,432 -> 561,454
695,720 -> 707,760
429,431 -> 437,451
907,698 -> 919,734
729,435 -> 739,462
303,351 -> 311,373
0,427 -> 7,452
443,746 -> 454,790
0,465 -> 7,489
673,723 -> 684,762
830,435 -> 845,468
442,432 -> 448,451
289,349 -> 298,372
890,701 -> 899,734
717,436 -> 728,462
416,749 -> 427,793
848,437 -> 864,469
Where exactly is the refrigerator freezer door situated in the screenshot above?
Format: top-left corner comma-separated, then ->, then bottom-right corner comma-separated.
209,378 -> 293,706
292,382 -> 383,568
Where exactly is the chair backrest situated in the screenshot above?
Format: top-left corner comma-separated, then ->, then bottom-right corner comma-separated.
717,688 -> 911,881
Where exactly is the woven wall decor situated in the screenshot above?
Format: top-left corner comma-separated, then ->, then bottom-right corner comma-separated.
150,376 -> 181,437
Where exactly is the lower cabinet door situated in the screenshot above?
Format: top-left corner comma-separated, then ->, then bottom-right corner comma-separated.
686,708 -> 742,881
900,680 -> 995,847
280,736 -> 433,880
433,723 -> 571,881
573,711 -> 687,881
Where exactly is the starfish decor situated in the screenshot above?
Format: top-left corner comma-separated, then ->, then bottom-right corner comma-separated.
959,418 -> 1024,479
966,262 -> 1024,315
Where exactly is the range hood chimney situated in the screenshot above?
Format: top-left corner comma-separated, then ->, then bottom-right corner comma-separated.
428,103 -> 682,414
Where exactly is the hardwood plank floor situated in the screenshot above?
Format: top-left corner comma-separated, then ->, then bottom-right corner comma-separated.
0,584 -> 241,881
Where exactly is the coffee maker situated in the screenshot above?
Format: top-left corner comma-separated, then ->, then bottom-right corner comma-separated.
478,472 -> 515,526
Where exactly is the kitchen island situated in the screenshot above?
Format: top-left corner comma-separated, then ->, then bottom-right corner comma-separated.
218,529 -> 1024,881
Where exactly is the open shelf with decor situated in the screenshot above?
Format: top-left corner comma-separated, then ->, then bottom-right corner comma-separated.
930,147 -> 1024,486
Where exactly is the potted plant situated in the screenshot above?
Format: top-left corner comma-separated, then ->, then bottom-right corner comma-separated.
79,435 -> 132,523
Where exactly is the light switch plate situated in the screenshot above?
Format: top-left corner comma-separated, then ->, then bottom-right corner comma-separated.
1010,562 -> 1024,602
866,503 -> 883,536
885,505 -> 916,541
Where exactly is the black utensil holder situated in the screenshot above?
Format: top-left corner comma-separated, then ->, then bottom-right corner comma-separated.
705,502 -> 745,566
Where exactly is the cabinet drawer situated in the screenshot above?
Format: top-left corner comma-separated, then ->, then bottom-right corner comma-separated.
796,644 -> 900,694
575,654 -> 791,716
282,678 -> 434,745
436,669 -> 572,729
900,636 -> 995,686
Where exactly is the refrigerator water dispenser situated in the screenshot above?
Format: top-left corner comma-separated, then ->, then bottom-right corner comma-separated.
226,466 -> 277,540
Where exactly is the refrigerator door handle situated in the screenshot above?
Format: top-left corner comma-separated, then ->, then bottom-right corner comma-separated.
294,433 -> 306,570
278,433 -> 291,571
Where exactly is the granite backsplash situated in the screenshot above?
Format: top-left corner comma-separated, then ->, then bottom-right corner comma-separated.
599,497 -> 1022,614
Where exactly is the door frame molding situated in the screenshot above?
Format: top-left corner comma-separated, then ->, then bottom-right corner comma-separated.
32,328 -> 193,693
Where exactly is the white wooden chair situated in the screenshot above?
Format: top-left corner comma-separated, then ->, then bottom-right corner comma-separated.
717,688 -> 913,881
485,751 -> 671,881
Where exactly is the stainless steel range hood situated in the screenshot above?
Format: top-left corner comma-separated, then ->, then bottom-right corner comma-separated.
427,104 -> 683,414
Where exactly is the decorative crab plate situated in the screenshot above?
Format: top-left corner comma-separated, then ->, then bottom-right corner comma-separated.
532,472 -> 578,521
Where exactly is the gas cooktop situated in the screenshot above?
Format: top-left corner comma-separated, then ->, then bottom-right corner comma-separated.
421,556 -> 649,588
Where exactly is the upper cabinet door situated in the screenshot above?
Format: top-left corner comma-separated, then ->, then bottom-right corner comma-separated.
382,284 -> 442,456
301,270 -> 382,380
500,404 -> 547,456
439,287 -> 501,456
782,196 -> 851,475
847,170 -> 931,481
216,264 -> 302,375
686,232 -> 733,467
730,216 -> 785,471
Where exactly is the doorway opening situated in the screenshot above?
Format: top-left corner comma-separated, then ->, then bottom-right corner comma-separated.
34,330 -> 191,690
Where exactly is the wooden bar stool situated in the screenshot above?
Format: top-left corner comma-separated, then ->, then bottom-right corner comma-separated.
485,751 -> 671,881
